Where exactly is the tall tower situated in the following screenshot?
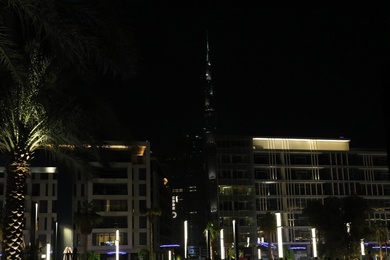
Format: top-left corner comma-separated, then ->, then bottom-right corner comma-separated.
203,32 -> 218,225
204,32 -> 217,145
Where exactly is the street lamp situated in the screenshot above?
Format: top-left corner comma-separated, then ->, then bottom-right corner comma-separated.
311,228 -> 317,258
115,230 -> 119,260
184,220 -> 188,259
275,213 -> 283,259
220,229 -> 225,260
46,243 -> 51,260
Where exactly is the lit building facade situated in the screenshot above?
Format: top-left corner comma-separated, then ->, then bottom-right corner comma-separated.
72,141 -> 172,260
208,135 -> 390,259
0,164 -> 59,258
0,141 -> 172,260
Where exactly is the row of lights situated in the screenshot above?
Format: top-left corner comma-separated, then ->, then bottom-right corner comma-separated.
182,213 -> 318,260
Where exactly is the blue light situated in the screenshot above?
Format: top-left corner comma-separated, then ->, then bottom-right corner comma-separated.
290,247 -> 306,250
257,242 -> 276,249
107,251 -> 127,255
160,244 -> 181,248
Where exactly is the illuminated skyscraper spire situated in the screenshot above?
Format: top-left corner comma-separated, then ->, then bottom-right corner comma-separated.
203,32 -> 218,220
204,31 -> 216,145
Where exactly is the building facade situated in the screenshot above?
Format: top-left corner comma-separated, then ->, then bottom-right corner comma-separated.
208,135 -> 390,259
0,141 -> 172,260
72,141 -> 171,260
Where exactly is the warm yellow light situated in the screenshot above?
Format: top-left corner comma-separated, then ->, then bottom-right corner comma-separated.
220,229 -> 225,260
311,228 -> 317,257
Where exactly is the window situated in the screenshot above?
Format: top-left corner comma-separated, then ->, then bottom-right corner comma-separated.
139,168 -> 146,180
96,216 -> 128,228
32,184 -> 40,196
139,216 -> 147,228
93,200 -> 128,212
139,184 -> 147,196
94,167 -> 128,178
52,200 -> 57,213
255,169 -> 269,179
139,200 -> 146,211
93,183 -> 128,195
93,232 -> 128,246
254,154 -> 269,164
139,232 -> 147,245
39,201 -> 48,213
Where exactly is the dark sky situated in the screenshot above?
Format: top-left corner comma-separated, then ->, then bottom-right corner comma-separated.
102,3 -> 389,156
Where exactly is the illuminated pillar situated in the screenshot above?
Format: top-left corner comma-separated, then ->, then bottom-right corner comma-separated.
275,213 -> 283,258
311,228 -> 317,258
115,230 -> 119,260
361,239 -> 365,257
169,250 -> 172,260
206,229 -> 210,260
184,220 -> 188,259
257,237 -> 264,260
54,221 -> 58,260
220,229 -> 225,260
46,243 -> 51,260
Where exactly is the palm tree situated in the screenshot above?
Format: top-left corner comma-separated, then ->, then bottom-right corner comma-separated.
74,200 -> 103,255
0,0 -> 139,83
371,222 -> 388,260
258,212 -> 277,260
203,222 -> 220,260
145,208 -> 162,260
0,41 -> 97,259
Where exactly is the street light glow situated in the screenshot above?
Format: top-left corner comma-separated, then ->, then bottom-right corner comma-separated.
276,213 -> 283,258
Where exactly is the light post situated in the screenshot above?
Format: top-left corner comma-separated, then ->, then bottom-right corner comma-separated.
311,228 -> 317,258
220,229 -> 225,260
275,213 -> 283,259
184,220 -> 188,259
115,229 -> 119,260
46,243 -> 51,260
257,237 -> 264,260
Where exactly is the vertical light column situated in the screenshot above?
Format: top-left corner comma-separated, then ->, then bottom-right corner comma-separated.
35,202 -> 38,233
184,220 -> 188,259
275,213 -> 283,258
311,228 -> 317,258
257,237 -> 264,260
46,243 -> 51,260
115,229 -> 119,260
360,239 -> 365,257
220,229 -> 225,260
169,250 -> 172,260
54,221 -> 58,259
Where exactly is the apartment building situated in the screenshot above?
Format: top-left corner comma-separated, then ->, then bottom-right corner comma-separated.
208,135 -> 390,259
0,160 -> 59,258
72,141 -> 172,260
0,141 -> 172,260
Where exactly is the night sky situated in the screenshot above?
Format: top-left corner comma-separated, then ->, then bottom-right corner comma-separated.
100,3 -> 389,156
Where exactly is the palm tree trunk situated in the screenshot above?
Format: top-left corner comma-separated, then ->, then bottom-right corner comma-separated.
83,234 -> 88,255
150,222 -> 154,260
3,161 -> 30,260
